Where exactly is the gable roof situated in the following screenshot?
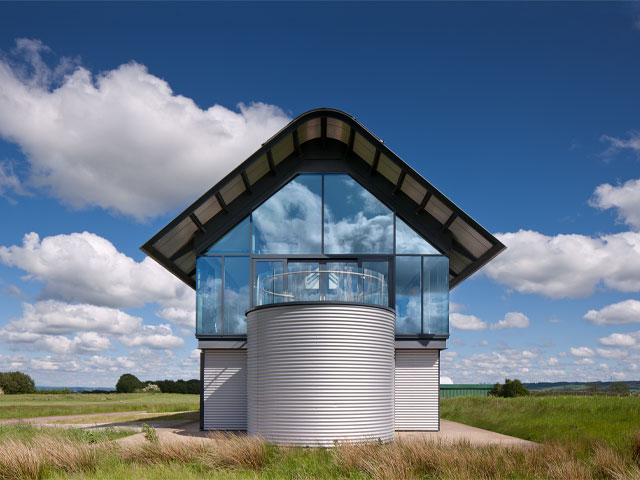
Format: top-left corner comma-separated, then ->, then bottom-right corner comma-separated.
141,108 -> 505,290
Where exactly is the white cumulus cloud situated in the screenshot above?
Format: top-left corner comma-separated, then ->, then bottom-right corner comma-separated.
590,178 -> 640,231
484,230 -> 640,298
1,300 -> 184,352
598,332 -> 638,347
450,313 -> 487,331
0,232 -> 194,319
490,312 -> 530,330
584,299 -> 640,325
0,38 -> 290,219
570,347 -> 595,357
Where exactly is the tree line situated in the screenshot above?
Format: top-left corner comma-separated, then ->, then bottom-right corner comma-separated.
115,373 -> 199,394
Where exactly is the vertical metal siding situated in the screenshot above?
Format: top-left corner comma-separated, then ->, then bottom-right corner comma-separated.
202,349 -> 247,430
247,304 -> 395,446
395,349 -> 440,431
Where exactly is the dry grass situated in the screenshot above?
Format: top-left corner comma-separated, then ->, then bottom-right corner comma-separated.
0,436 -> 98,480
333,437 -> 640,480
1,428 -> 640,479
116,431 -> 267,471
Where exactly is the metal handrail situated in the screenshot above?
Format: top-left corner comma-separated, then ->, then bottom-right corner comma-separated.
256,268 -> 387,306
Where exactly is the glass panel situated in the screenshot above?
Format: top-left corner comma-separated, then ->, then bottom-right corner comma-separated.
196,256 -> 222,335
362,261 -> 389,307
324,262 -> 358,302
252,175 -> 322,254
223,257 -> 250,335
287,262 -> 320,301
255,261 -> 284,306
423,256 -> 449,335
324,174 -> 394,254
395,217 -> 439,254
206,216 -> 250,254
395,256 -> 421,334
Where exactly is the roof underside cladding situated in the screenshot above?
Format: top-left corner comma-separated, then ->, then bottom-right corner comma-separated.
141,108 -> 505,289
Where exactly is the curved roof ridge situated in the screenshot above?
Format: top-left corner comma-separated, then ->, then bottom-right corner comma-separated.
141,108 -> 505,290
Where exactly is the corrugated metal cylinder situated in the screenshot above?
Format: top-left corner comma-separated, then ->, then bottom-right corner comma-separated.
247,303 -> 395,446
202,349 -> 247,430
395,349 -> 440,430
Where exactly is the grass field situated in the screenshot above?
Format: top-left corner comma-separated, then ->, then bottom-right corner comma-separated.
0,394 -> 639,479
0,393 -> 199,420
440,395 -> 640,453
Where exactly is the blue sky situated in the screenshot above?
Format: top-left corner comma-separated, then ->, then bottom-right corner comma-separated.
0,2 -> 639,387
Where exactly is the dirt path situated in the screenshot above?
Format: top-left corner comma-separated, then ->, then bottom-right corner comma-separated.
3,413 -> 535,448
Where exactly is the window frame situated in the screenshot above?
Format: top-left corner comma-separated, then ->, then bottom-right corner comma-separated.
196,173 -> 449,339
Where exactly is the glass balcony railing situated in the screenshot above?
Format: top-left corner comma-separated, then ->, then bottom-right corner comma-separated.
255,267 -> 388,307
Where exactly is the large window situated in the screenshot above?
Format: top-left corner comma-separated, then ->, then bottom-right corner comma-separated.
324,175 -> 393,254
252,175 -> 322,254
196,173 -> 449,337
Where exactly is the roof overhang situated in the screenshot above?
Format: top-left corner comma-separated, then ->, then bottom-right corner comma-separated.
141,108 -> 505,290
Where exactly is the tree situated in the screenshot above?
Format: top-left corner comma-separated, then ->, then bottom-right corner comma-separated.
610,382 -> 630,394
489,382 -> 503,397
490,378 -> 529,398
0,371 -> 36,394
586,382 -> 600,393
116,374 -> 143,393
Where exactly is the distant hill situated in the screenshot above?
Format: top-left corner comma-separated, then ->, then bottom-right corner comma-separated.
36,386 -> 116,392
523,381 -> 640,392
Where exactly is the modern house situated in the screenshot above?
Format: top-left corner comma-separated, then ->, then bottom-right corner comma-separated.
142,108 -> 504,446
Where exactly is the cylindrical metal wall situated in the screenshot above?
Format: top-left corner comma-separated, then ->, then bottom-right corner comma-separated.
247,303 -> 395,446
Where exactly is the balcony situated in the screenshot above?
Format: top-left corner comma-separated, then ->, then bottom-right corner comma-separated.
255,267 -> 388,307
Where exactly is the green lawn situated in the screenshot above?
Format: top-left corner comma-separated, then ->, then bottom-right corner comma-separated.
0,423 -> 133,443
0,393 -> 199,420
440,395 -> 640,451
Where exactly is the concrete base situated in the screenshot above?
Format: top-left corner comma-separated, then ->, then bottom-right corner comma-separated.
397,419 -> 535,447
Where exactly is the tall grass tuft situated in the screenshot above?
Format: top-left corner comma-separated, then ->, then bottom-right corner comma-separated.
204,432 -> 268,470
0,439 -> 46,480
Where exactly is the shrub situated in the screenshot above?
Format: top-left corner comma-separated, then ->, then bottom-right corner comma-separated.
140,383 -> 161,393
0,371 -> 36,394
115,374 -> 143,393
490,378 -> 529,397
610,382 -> 630,394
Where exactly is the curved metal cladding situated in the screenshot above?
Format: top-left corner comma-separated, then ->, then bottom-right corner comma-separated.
247,303 -> 395,446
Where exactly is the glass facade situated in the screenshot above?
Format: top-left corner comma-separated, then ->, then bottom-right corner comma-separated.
396,217 -> 439,254
196,257 -> 222,335
324,175 -> 393,254
223,257 -> 250,335
252,175 -> 322,254
395,256 -> 422,334
206,217 -> 250,254
196,173 -> 449,337
423,256 -> 449,334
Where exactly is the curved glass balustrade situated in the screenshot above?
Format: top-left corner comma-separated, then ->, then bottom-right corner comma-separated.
256,267 -> 388,307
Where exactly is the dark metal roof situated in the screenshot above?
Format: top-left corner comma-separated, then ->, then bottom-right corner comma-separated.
141,108 -> 505,290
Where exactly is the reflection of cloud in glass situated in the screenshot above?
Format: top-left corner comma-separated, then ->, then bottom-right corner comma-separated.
196,257 -> 222,335
395,256 -> 421,334
252,177 -> 322,254
223,284 -> 250,334
324,212 -> 393,254
324,175 -> 393,254
396,217 -> 439,254
396,295 -> 421,334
